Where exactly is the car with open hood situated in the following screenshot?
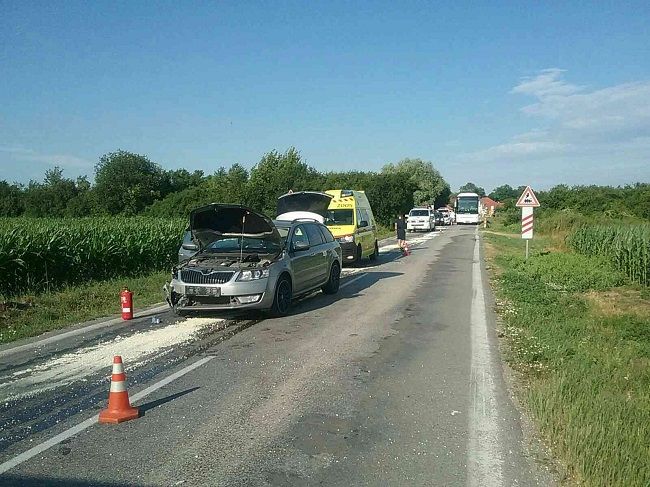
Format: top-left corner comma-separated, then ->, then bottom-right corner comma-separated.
278,190 -> 379,265
164,203 -> 342,316
276,190 -> 332,224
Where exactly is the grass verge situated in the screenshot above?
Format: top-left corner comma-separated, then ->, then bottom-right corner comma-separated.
0,271 -> 170,344
483,230 -> 650,486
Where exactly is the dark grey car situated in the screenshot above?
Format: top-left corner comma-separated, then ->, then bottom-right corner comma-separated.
178,229 -> 197,263
165,204 -> 342,316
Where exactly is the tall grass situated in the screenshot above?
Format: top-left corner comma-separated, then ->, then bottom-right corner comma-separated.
486,233 -> 650,486
0,217 -> 185,298
568,224 -> 650,286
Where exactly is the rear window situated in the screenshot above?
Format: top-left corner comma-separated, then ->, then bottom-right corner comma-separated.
319,225 -> 335,243
409,209 -> 430,216
305,224 -> 325,246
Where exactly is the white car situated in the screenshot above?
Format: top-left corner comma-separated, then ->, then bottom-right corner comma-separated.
407,208 -> 435,232
436,208 -> 453,225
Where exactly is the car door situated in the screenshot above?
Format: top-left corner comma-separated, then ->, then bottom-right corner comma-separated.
289,224 -> 313,293
305,223 -> 328,285
356,208 -> 371,255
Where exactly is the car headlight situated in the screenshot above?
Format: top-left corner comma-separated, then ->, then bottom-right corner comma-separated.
237,268 -> 270,281
338,235 -> 354,243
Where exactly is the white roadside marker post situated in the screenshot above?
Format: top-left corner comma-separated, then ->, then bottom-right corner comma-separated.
515,186 -> 540,260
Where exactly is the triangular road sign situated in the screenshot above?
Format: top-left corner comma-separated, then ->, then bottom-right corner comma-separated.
516,186 -> 540,207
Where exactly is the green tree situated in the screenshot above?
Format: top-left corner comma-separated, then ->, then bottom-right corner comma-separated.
320,171 -> 374,192
224,163 -> 249,205
0,181 -> 25,216
382,158 -> 448,205
145,183 -> 217,217
365,172 -> 416,226
488,184 -> 518,201
94,150 -> 165,215
458,182 -> 485,197
23,167 -> 80,217
246,148 -> 322,216
162,169 -> 205,196
433,184 -> 452,208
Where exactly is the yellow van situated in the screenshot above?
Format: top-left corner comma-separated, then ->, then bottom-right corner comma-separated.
324,190 -> 379,264
276,189 -> 379,265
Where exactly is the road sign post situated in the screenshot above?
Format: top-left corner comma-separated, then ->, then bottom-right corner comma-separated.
516,186 -> 540,260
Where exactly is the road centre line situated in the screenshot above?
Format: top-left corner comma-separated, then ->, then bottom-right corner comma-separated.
0,355 -> 216,475
467,227 -> 503,486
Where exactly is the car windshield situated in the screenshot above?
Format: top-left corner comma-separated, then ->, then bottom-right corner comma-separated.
325,209 -> 354,226
205,237 -> 281,254
410,210 -> 429,216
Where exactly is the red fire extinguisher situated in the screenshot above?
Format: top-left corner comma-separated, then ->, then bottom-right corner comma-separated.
120,288 -> 133,320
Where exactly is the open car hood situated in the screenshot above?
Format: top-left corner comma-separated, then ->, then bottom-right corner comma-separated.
276,191 -> 333,220
189,204 -> 280,249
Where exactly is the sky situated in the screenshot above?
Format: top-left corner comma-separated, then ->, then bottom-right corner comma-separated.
1,1 -> 649,193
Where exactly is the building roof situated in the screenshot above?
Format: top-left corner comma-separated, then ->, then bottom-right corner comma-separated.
481,196 -> 504,207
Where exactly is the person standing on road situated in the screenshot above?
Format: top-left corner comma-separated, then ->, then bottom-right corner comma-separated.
395,214 -> 407,253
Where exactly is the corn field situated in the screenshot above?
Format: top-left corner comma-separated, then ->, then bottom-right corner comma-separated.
567,224 -> 650,286
0,217 -> 186,298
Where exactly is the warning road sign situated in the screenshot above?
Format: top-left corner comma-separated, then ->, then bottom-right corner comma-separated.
516,186 -> 540,207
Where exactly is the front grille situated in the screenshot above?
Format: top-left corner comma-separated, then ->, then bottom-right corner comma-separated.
180,269 -> 235,285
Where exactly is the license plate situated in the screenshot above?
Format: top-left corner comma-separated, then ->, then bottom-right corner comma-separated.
186,286 -> 221,297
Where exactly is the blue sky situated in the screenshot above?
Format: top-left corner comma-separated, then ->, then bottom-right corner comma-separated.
1,1 -> 649,192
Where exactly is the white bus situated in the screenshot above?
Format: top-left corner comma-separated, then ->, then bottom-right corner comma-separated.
455,192 -> 481,224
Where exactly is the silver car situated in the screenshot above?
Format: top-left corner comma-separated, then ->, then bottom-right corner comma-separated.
164,204 -> 342,316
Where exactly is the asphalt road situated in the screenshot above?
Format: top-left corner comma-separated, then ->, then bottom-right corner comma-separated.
0,226 -> 555,486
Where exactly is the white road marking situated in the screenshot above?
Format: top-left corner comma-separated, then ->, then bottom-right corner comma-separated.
0,355 -> 216,475
468,226 -> 503,486
339,274 -> 367,290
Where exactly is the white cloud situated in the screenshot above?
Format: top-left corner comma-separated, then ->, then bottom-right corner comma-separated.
511,68 -> 583,97
0,146 -> 91,169
462,69 -> 650,181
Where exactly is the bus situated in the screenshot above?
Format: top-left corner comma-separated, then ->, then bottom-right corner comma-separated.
455,192 -> 481,224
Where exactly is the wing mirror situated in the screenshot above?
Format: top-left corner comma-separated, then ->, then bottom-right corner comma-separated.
182,242 -> 199,251
293,241 -> 311,252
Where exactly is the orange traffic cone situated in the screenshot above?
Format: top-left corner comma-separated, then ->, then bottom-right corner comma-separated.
99,356 -> 140,424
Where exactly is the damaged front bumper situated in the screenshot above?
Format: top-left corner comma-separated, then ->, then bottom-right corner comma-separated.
164,277 -> 275,313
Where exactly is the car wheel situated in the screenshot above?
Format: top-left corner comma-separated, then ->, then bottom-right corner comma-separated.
322,262 -> 341,294
354,244 -> 363,266
270,275 -> 292,317
369,240 -> 379,261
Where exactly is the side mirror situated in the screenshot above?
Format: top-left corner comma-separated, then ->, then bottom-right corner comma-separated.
182,243 -> 199,251
293,240 -> 310,252
358,220 -> 369,228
